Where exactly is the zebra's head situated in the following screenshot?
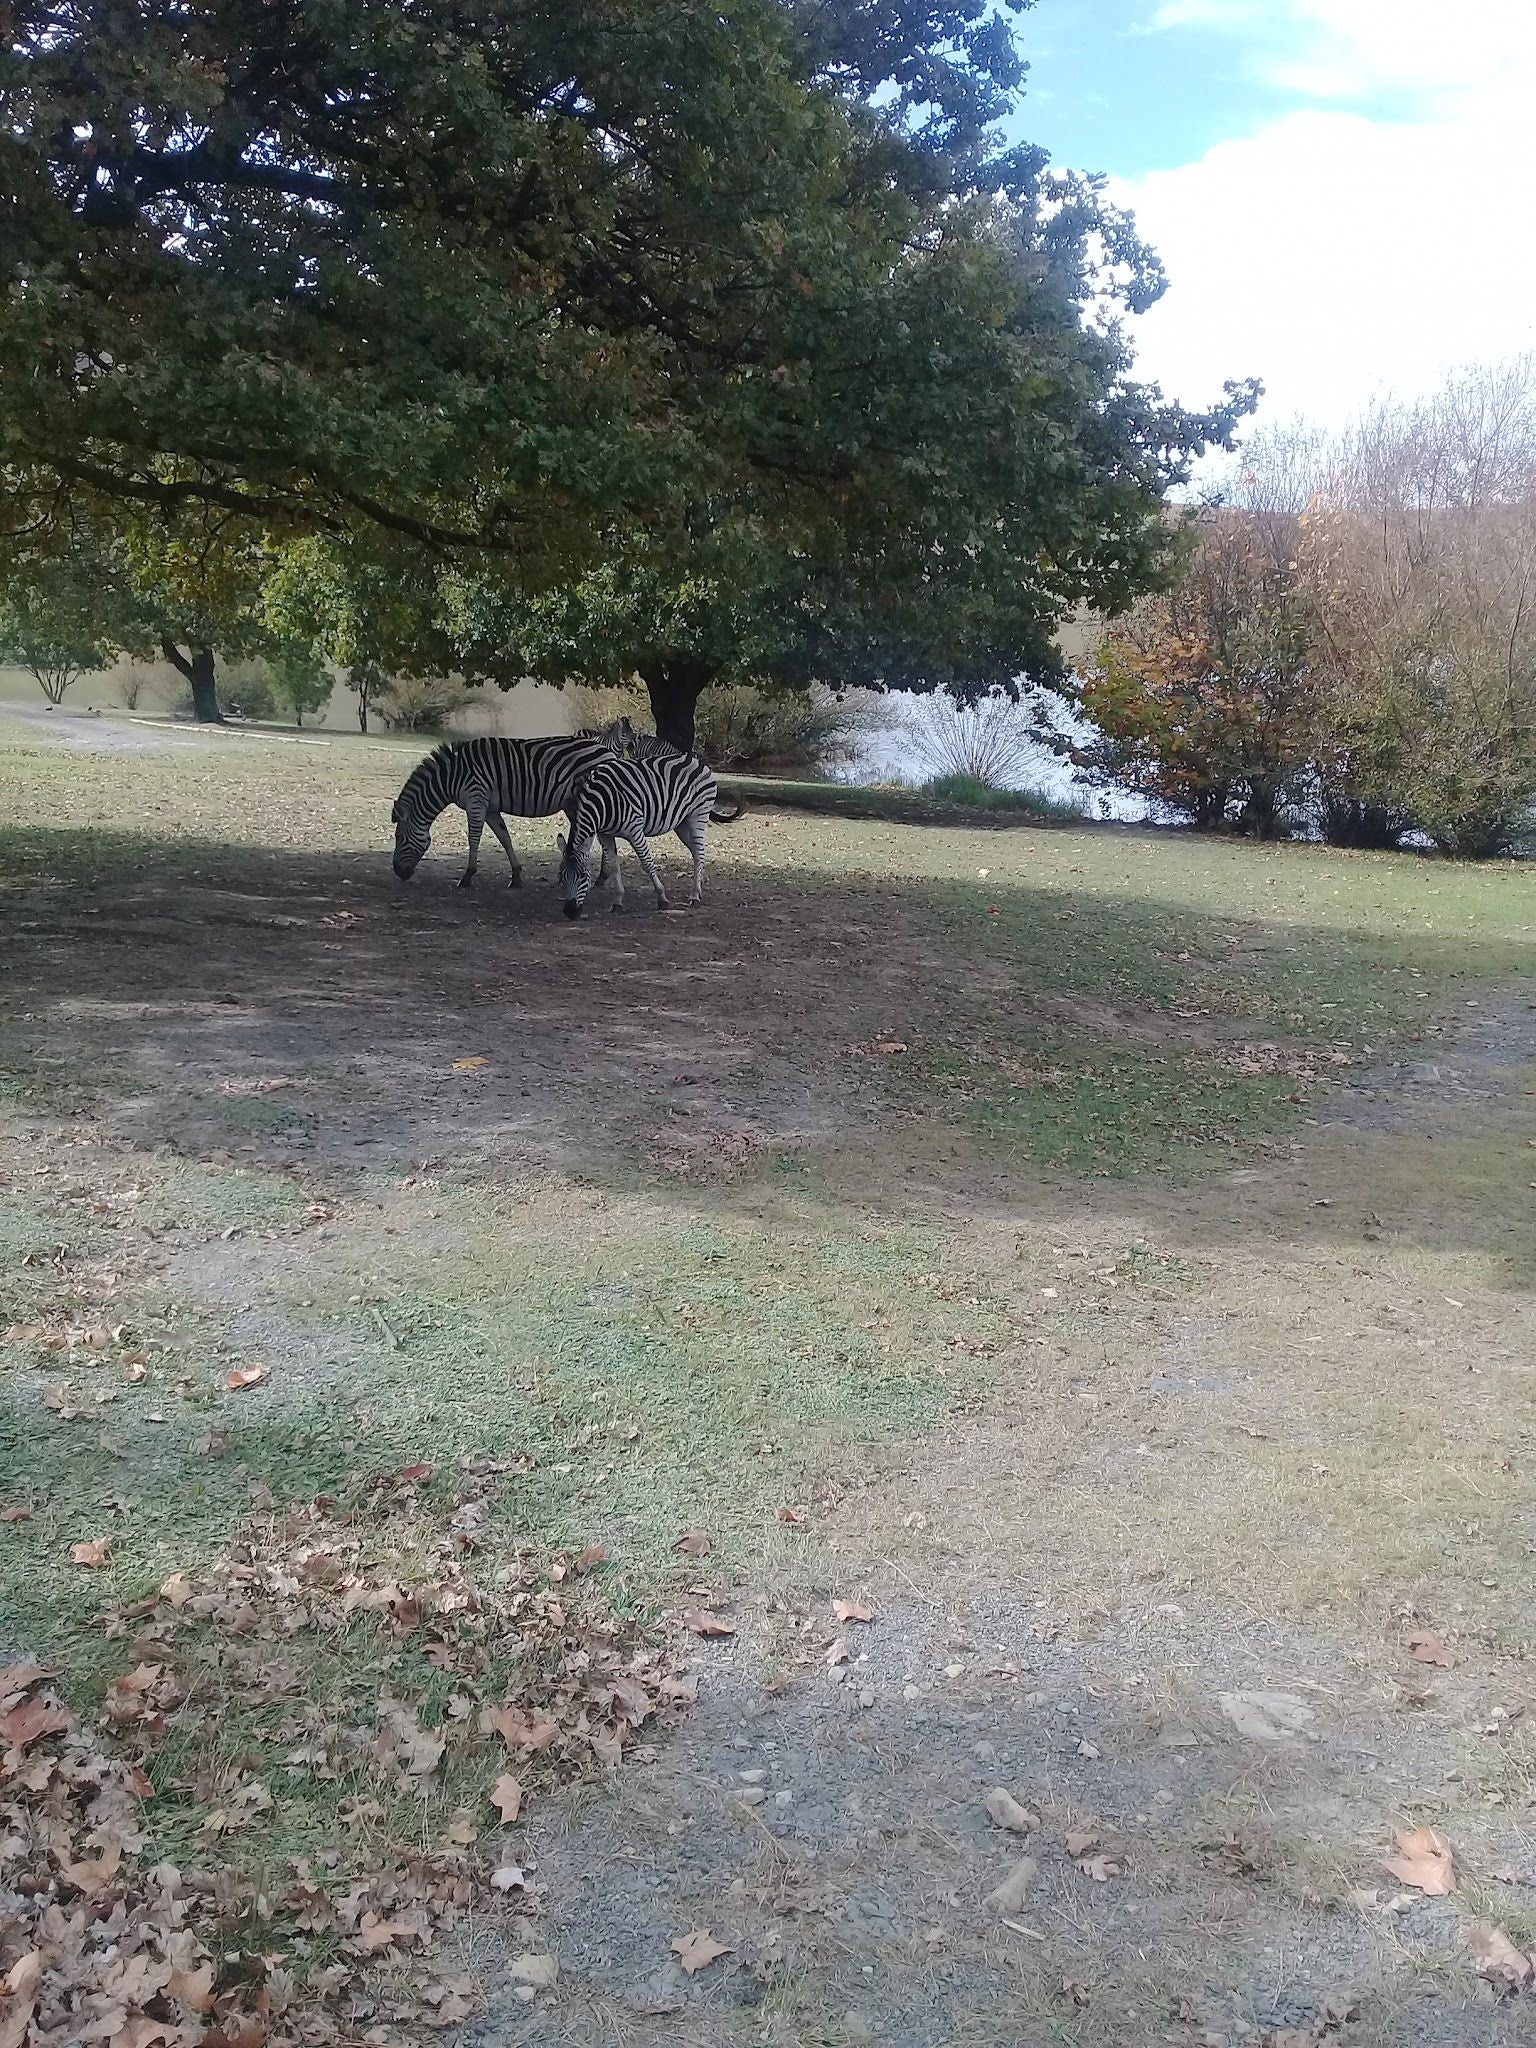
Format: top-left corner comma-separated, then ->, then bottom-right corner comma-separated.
391,793 -> 433,879
556,830 -> 592,919
575,716 -> 637,757
391,749 -> 454,877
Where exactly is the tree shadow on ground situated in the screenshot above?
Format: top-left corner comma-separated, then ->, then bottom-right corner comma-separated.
2,822 -> 1532,1280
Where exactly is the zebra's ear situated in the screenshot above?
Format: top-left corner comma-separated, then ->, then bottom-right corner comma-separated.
556,832 -> 567,855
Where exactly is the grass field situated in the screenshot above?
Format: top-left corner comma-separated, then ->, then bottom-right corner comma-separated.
3,706 -> 1535,2046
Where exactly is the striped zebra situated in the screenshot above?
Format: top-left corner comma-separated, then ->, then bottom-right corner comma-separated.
558,750 -> 742,918
390,734 -> 620,887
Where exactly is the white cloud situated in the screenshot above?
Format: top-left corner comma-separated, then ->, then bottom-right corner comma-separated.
1111,3 -> 1536,428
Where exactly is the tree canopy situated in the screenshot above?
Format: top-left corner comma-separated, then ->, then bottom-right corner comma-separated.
4,0 -> 1254,739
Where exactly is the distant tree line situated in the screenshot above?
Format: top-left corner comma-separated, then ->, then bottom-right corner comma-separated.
1075,359 -> 1536,858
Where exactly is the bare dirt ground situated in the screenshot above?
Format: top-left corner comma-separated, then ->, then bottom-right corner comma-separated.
2,714 -> 1534,2048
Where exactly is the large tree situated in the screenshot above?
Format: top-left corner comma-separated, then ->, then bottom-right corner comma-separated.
445,191 -> 1253,745
2,0 -> 1023,553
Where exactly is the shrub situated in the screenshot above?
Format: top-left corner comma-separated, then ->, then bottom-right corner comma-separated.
375,674 -> 475,731
922,772 -> 1082,820
902,691 -> 1049,790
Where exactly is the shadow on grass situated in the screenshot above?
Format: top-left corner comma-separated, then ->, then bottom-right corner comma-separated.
2,820 -> 1533,1262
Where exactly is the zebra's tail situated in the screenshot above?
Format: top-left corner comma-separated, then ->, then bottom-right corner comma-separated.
710,799 -> 745,824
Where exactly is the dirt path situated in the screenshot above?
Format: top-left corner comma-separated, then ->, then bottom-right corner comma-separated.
465,1006 -> 1536,2048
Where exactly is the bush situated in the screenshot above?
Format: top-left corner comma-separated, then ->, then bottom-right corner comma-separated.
375,674 -> 475,731
903,691 -> 1055,791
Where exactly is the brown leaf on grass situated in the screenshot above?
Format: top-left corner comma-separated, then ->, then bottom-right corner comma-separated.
167,1957 -> 217,2013
1407,1630 -> 1455,1668
1080,1853 -> 1123,1883
3,1325 -> 46,1344
672,1928 -> 730,1974
491,1862 -> 526,1893
985,1858 -> 1038,1914
824,1635 -> 849,1667
70,1536 -> 112,1567
123,1361 -> 148,1383
1061,1977 -> 1091,2008
1464,1924 -> 1535,1992
1382,1826 -> 1456,1895
682,1607 -> 736,1637
775,1506 -> 808,1525
571,1544 -> 607,1575
832,1598 -> 875,1624
674,1531 -> 712,1557
451,1056 -> 489,1071
488,1705 -> 559,1752
61,1840 -> 123,1894
225,1366 -> 267,1391
0,1505 -> 32,1523
0,1695 -> 72,1750
983,1788 -> 1039,1833
491,1774 -> 524,1823
1064,1829 -> 1099,1859
160,1570 -> 194,1607
355,1910 -> 428,1953
0,1661 -> 51,1702
191,1429 -> 228,1458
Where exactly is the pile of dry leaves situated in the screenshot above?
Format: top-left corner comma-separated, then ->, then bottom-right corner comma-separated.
2,1471 -> 694,2045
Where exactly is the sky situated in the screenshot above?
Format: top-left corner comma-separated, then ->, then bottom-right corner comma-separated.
1009,0 -> 1536,432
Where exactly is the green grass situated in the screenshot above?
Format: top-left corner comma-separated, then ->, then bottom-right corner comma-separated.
4,707 -> 1536,1907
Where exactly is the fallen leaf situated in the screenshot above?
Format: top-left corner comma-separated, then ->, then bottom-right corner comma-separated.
674,1531 -> 712,1557
1064,1830 -> 1100,1859
0,1506 -> 32,1523
123,1361 -> 148,1383
491,1862 -> 527,1892
70,1536 -> 112,1567
160,1570 -> 194,1607
491,1774 -> 524,1823
507,1954 -> 558,1990
0,1696 -> 72,1750
775,1506 -> 808,1525
682,1607 -> 736,1637
672,1928 -> 730,1975
225,1366 -> 267,1391
824,1635 -> 849,1667
1217,1689 -> 1316,1741
572,1543 -> 607,1574
355,1912 -> 424,1954
62,1840 -> 123,1894
489,1705 -> 559,1752
832,1598 -> 875,1624
451,1057 -> 489,1071
1076,1739 -> 1101,1760
1080,1853 -> 1123,1883
1464,1924 -> 1534,1992
1407,1630 -> 1455,1668
1382,1826 -> 1456,1896
985,1857 -> 1038,1914
1061,1977 -> 1090,2007
983,1787 -> 1039,1833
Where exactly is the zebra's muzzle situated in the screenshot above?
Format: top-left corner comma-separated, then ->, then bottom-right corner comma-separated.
562,900 -> 583,920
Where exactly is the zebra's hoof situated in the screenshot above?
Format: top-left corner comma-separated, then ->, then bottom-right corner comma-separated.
609,901 -> 625,914
507,873 -> 523,890
456,875 -> 475,890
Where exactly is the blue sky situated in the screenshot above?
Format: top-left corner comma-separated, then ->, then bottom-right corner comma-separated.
995,1 -> 1536,432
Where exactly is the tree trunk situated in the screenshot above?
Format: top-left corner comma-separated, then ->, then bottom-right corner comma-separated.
162,640 -> 224,723
640,658 -> 716,752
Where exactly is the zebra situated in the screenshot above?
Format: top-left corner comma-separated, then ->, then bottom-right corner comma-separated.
390,734 -> 622,887
558,750 -> 742,917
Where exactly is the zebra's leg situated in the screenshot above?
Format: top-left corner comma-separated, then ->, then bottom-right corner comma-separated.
624,828 -> 671,911
458,801 -> 486,888
603,836 -> 625,911
566,811 -> 615,886
676,812 -> 707,905
483,809 -> 522,887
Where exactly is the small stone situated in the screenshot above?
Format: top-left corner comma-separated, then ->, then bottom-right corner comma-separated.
844,2015 -> 875,2044
902,1684 -> 921,1701
736,1786 -> 768,1806
739,1768 -> 767,1784
775,1790 -> 793,1808
828,1666 -> 846,1686
512,1985 -> 536,2004
945,1662 -> 965,1678
858,1687 -> 876,1709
